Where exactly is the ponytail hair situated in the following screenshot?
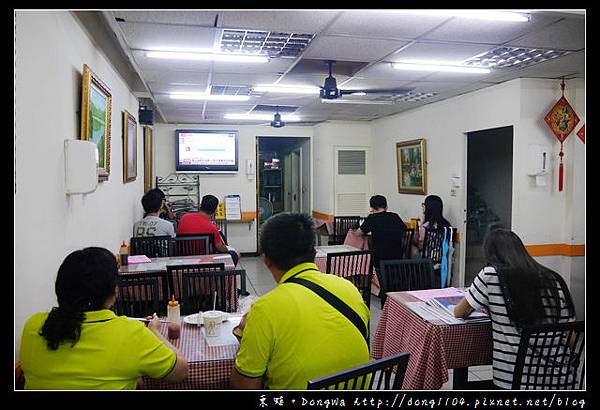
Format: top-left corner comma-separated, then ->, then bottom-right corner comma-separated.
40,247 -> 118,350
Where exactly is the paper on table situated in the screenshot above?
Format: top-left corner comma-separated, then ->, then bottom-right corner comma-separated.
128,255 -> 152,264
202,316 -> 242,347
407,287 -> 463,302
405,302 -> 440,322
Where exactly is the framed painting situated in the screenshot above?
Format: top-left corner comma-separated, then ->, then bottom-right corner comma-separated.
80,64 -> 112,181
396,138 -> 427,195
123,110 -> 137,183
143,126 -> 153,192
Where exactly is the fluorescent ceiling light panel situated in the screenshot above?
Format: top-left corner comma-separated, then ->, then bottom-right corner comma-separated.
170,93 -> 250,101
146,51 -> 269,63
393,10 -> 530,22
320,99 -> 394,105
253,85 -> 321,94
393,62 -> 490,74
224,113 -> 301,121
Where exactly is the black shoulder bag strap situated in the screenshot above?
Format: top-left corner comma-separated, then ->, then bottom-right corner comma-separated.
284,276 -> 369,343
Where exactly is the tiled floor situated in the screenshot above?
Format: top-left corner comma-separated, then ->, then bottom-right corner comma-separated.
237,256 -> 492,390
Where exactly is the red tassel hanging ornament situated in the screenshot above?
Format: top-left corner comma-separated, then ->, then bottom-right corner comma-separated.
543,78 -> 580,192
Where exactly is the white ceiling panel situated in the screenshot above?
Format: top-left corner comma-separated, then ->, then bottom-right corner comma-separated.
109,10 -> 218,26
422,13 -> 561,44
117,21 -> 218,50
142,69 -> 210,85
506,19 -> 585,51
277,74 -> 347,88
303,35 -> 409,62
404,80 -> 473,93
324,10 -> 451,39
147,82 -> 210,94
211,58 -> 293,74
220,11 -> 340,33
341,78 -> 413,90
415,70 -> 497,83
211,72 -> 282,86
358,62 -> 433,82
389,41 -> 495,64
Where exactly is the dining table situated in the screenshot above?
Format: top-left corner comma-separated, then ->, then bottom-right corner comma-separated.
138,314 -> 242,390
313,244 -> 362,273
371,290 -> 493,389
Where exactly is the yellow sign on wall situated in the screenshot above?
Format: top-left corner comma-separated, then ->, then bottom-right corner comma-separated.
215,202 -> 226,219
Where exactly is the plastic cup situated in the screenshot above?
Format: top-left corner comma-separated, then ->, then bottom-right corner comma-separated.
203,310 -> 223,337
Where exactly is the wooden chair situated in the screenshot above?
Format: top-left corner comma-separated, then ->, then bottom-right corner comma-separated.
328,216 -> 361,245
512,321 -> 585,389
114,276 -> 160,317
400,228 -> 415,259
130,235 -> 173,257
173,234 -> 212,256
326,250 -> 374,310
307,352 -> 410,390
378,259 -> 435,308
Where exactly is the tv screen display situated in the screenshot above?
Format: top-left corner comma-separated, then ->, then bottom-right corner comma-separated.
175,130 -> 239,173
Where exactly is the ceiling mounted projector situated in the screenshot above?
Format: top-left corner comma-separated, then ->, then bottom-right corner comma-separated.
270,112 -> 285,128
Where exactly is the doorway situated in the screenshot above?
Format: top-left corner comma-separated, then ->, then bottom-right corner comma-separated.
465,126 -> 513,285
256,136 -> 311,251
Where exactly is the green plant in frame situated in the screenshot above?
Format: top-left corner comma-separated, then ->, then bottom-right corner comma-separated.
396,139 -> 427,195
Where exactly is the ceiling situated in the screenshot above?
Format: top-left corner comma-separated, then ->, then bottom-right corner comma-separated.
102,10 -> 585,125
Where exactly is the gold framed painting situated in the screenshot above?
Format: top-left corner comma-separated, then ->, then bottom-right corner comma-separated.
143,126 -> 153,192
396,138 -> 427,195
123,110 -> 137,183
80,64 -> 112,181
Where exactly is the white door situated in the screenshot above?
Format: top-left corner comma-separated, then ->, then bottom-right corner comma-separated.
334,147 -> 371,216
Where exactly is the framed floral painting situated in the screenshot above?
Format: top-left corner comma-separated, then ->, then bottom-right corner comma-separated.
80,64 -> 112,181
143,126 -> 153,192
123,110 -> 137,183
396,138 -> 427,195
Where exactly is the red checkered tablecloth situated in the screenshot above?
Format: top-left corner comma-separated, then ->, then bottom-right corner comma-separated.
371,292 -> 492,390
139,320 -> 238,390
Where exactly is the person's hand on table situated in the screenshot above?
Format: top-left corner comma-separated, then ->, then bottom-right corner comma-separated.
146,313 -> 161,331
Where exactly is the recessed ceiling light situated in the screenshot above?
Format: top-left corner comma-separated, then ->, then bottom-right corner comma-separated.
253,85 -> 321,94
146,51 -> 269,63
393,10 -> 530,22
169,93 -> 250,101
224,113 -> 301,121
392,62 -> 491,74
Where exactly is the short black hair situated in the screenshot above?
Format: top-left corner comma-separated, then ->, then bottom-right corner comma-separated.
148,188 -> 166,200
370,195 -> 387,209
260,212 -> 316,271
200,195 -> 219,214
141,191 -> 163,213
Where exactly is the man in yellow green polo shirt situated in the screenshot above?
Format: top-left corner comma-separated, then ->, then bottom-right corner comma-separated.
230,213 -> 370,389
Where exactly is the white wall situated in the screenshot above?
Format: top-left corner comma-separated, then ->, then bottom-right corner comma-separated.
153,124 -> 313,253
15,11 -> 145,353
312,121 -> 373,216
370,78 -> 585,308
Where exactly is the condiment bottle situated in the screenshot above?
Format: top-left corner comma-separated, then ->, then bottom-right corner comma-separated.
119,241 -> 129,266
167,295 -> 181,339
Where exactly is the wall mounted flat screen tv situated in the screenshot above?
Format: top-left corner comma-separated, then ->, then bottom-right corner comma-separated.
175,130 -> 239,173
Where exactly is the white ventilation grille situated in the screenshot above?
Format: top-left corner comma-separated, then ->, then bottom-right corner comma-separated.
463,47 -> 570,69
338,150 -> 366,175
220,30 -> 315,58
336,193 -> 367,215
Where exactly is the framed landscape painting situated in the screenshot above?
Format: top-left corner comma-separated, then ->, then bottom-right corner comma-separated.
396,138 -> 427,195
143,126 -> 153,192
123,110 -> 137,183
80,64 -> 112,181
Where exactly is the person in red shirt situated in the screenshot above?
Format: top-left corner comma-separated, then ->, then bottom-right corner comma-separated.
177,195 -> 240,266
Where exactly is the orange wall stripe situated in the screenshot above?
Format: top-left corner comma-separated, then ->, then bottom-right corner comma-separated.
525,244 -> 585,257
312,211 -> 334,222
241,212 -> 256,220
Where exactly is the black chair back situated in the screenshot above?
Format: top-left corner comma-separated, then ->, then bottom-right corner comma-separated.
512,321 -> 585,390
307,352 -> 410,390
210,218 -> 228,245
115,276 -> 160,317
130,235 -> 173,257
165,263 -> 225,310
329,216 -> 361,245
181,268 -> 241,315
400,228 -> 415,259
326,250 -> 374,310
378,259 -> 435,308
173,234 -> 212,256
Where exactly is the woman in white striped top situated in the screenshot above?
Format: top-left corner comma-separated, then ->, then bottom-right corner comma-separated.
454,229 -> 576,389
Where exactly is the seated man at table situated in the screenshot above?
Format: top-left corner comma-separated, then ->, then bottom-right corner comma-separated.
147,188 -> 176,221
19,247 -> 188,389
230,212 -> 370,389
177,194 -> 240,266
133,191 -> 176,238
353,195 -> 407,268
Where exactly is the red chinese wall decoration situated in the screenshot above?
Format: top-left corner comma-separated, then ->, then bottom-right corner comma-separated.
543,79 -> 580,191
577,124 -> 585,143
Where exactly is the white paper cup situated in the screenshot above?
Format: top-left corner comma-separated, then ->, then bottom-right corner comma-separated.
203,310 -> 223,337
